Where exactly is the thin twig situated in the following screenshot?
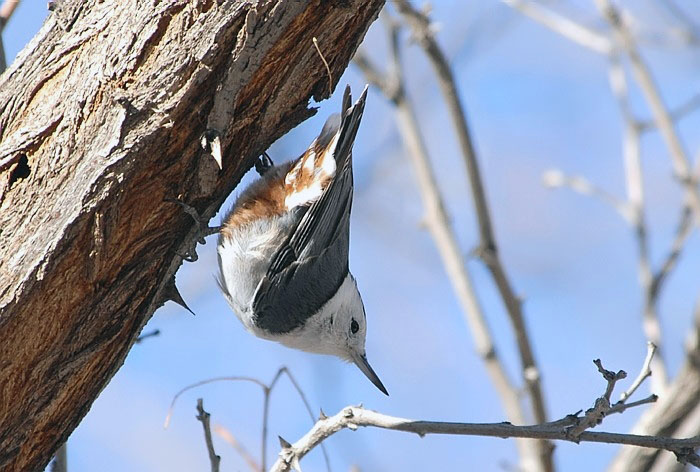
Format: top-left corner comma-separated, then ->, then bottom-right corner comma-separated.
196,399 -> 221,472
164,368 -> 331,472
607,54 -> 669,391
650,204 -> 694,299
355,13 -> 543,472
638,93 -> 700,132
619,342 -> 657,403
502,0 -> 612,54
394,2 -> 553,469
564,360 -> 628,438
312,37 -> 333,97
134,328 -> 160,344
595,359 -> 627,403
595,0 -> 700,226
164,376 -> 267,429
542,170 -> 632,221
214,424 -> 260,472
657,0 -> 700,45
608,394 -> 659,416
260,369 -> 288,471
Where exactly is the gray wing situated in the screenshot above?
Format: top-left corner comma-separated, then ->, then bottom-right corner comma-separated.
252,85 -> 367,334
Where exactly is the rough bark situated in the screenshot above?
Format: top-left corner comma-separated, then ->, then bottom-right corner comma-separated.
0,1 -> 383,470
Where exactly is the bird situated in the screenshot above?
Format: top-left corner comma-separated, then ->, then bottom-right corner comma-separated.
216,85 -> 387,395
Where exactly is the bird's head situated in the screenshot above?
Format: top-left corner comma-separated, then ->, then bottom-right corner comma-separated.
281,274 -> 388,395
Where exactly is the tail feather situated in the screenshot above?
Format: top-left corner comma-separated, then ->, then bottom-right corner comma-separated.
333,85 -> 368,169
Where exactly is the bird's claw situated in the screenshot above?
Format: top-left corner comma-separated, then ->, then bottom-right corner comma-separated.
166,198 -> 221,262
255,151 -> 274,176
176,249 -> 198,263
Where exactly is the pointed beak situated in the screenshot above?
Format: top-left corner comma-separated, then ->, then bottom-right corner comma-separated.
352,352 -> 388,396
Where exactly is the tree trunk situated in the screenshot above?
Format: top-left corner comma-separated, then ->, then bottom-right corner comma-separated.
0,1 -> 383,470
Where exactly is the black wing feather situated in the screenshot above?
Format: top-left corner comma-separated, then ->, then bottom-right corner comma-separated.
253,85 -> 367,333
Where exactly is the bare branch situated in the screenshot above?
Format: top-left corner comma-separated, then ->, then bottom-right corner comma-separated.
564,360 -> 628,438
610,301 -> 700,470
638,94 -> 700,133
214,424 -> 260,472
619,342 -> 657,403
272,356 -> 668,471
355,15 -> 548,470
656,0 -> 700,45
196,399 -> 220,472
608,54 -> 670,391
542,169 -> 632,221
596,359 -> 628,403
502,0 -> 612,54
164,368 -> 330,472
595,0 -> 700,226
134,329 -> 161,344
392,3 -> 553,469
650,204 -> 694,298
164,376 -> 267,429
263,368 -> 331,472
608,394 -> 659,416
649,400 -> 700,471
270,405 -> 697,472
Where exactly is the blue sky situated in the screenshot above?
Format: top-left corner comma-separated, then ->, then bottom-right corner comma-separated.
5,2 -> 700,471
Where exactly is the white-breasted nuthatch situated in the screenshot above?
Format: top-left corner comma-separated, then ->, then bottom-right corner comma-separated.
216,85 -> 387,395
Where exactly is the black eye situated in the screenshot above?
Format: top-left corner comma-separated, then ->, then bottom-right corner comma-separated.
350,318 -> 359,334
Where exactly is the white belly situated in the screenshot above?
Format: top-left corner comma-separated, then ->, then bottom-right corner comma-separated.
216,213 -> 295,335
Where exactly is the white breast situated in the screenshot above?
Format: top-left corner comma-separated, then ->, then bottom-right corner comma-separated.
217,213 -> 295,335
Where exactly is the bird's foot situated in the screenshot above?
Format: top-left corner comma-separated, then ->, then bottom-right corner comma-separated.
166,198 -> 221,262
255,151 -> 274,176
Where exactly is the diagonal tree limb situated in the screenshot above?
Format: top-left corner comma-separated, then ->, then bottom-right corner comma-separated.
0,2 -> 384,470
607,54 -> 669,392
393,1 -> 553,469
355,13 -> 546,472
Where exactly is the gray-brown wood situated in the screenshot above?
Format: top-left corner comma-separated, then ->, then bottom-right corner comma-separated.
0,1 -> 383,470
608,307 -> 700,471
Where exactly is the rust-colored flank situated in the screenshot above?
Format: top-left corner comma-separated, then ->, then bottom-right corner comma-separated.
222,138 -> 336,241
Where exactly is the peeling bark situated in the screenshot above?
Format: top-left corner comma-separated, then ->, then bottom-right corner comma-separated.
0,1 -> 383,470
